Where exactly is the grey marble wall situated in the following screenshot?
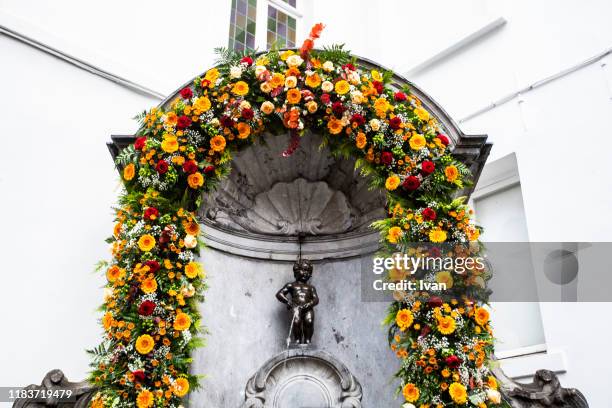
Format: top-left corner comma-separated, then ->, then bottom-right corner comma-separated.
188,247 -> 400,407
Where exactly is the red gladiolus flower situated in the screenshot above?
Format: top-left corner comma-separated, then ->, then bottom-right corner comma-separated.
389,116 -> 402,130
138,300 -> 155,316
421,160 -> 435,175
132,370 -> 146,382
134,137 -> 146,151
320,93 -> 331,105
351,113 -> 366,126
180,87 -> 193,100
240,56 -> 253,66
309,23 -> 325,39
143,207 -> 159,221
182,160 -> 198,174
331,101 -> 345,117
220,115 -> 234,128
204,165 -> 216,175
241,108 -> 254,120
422,208 -> 437,221
342,63 -> 356,71
445,355 -> 463,369
394,91 -> 407,102
437,133 -> 450,146
428,296 -> 443,307
372,81 -> 384,94
177,115 -> 191,130
300,38 -> 314,58
403,175 -> 420,191
200,79 -> 211,88
144,260 -> 160,273
155,160 -> 169,175
381,151 -> 393,166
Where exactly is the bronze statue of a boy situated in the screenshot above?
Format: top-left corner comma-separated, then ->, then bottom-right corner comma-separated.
276,259 -> 319,345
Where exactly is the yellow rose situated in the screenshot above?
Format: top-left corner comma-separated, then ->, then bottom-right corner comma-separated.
187,172 -> 204,189
135,334 -> 155,354
185,262 -> 200,279
385,175 -> 401,191
270,73 -> 285,88
204,68 -> 220,84
280,50 -> 294,61
161,135 -> 179,153
327,118 -> 343,135
445,165 -> 459,182
123,163 -> 135,181
306,101 -> 318,113
371,70 -> 383,82
210,135 -> 226,152
173,312 -> 191,331
334,80 -> 350,95
102,312 -> 113,331
436,271 -> 454,289
429,228 -> 447,243
194,96 -> 211,112
106,265 -> 125,283
355,132 -> 367,149
261,101 -> 275,115
402,383 -> 419,403
449,382 -> 467,404
138,234 -> 156,251
414,106 -> 430,121
232,81 -> 249,96
173,378 -> 190,397
305,72 -> 321,88
136,390 -> 154,408
387,226 -> 403,243
409,134 -> 426,150
141,277 -> 158,294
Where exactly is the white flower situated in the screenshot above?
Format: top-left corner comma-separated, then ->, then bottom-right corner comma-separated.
370,118 -> 381,131
286,54 -> 304,67
240,100 -> 251,109
322,61 -> 334,72
321,81 -> 334,92
255,65 -> 267,77
348,71 -> 361,84
402,404 -> 416,408
184,234 -> 198,249
103,287 -> 113,302
285,75 -> 298,88
487,389 -> 501,404
230,66 -> 243,79
350,90 -> 364,104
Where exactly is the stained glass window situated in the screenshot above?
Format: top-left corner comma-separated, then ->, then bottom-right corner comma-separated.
266,6 -> 296,49
228,0 -> 257,51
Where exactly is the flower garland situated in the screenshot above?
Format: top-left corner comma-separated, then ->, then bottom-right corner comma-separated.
89,24 -> 501,408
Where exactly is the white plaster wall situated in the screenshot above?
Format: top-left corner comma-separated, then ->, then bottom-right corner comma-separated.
1,0 -> 611,405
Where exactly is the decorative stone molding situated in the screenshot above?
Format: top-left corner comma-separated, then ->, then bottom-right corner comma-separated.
493,365 -> 588,407
242,348 -> 362,408
12,370 -> 95,408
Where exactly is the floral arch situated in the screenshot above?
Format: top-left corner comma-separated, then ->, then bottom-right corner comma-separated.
94,25 -> 500,408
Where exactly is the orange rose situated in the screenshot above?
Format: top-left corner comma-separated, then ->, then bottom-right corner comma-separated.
187,172 -> 204,189
173,312 -> 191,331
210,135 -> 226,152
123,163 -> 135,181
286,88 -> 301,104
327,118 -> 343,135
236,122 -> 251,139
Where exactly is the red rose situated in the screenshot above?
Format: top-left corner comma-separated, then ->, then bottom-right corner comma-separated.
381,151 -> 393,166
437,133 -> 450,146
403,175 -> 420,191
220,115 -> 234,128
155,160 -> 169,174
372,81 -> 384,94
332,101 -> 345,117
351,113 -> 365,126
241,108 -> 254,120
342,63 -> 356,71
134,137 -> 146,151
394,92 -> 407,102
144,260 -> 160,273
180,87 -> 193,100
182,160 -> 198,174
177,115 -> 191,130
240,56 -> 253,66
132,370 -> 146,383
204,165 -> 216,175
388,116 -> 402,130
421,160 -> 435,175
143,207 -> 159,221
445,355 -> 463,369
320,93 -> 331,105
422,208 -> 437,221
138,300 -> 156,316
428,296 -> 443,308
